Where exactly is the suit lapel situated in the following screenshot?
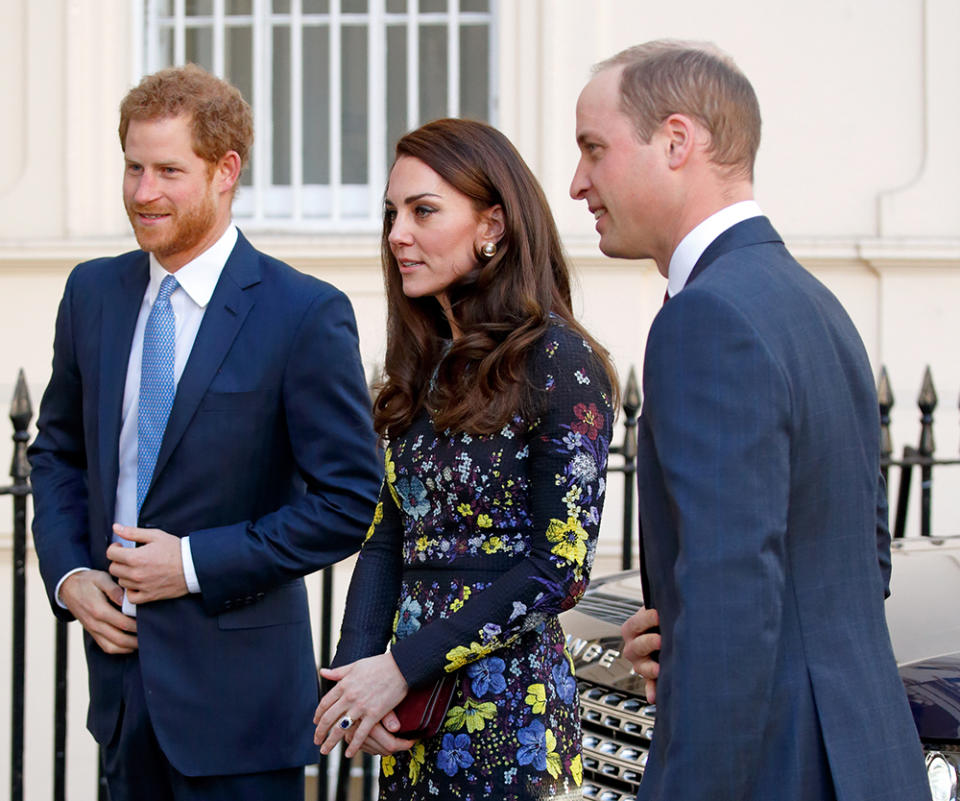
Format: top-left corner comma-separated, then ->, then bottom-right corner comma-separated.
98,253 -> 150,523
146,234 -> 260,498
685,215 -> 783,288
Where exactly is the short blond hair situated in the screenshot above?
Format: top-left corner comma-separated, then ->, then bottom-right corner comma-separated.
596,40 -> 761,180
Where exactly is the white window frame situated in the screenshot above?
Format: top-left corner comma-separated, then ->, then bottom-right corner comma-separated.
132,0 -> 498,232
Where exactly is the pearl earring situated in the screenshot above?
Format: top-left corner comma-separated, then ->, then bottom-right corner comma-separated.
481,242 -> 497,258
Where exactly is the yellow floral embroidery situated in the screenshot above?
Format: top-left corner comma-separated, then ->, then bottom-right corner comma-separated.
457,503 -> 473,516
415,535 -> 429,552
444,640 -> 491,671
381,754 -> 396,777
525,683 -> 546,714
570,753 -> 583,786
384,448 -> 396,484
364,502 -> 383,542
562,486 -> 583,516
545,728 -> 561,779
546,517 -> 589,565
481,536 -> 503,554
477,514 -> 493,529
408,743 -> 425,784
445,698 -> 497,733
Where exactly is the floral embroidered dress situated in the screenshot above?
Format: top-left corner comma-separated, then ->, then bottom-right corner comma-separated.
333,322 -> 613,800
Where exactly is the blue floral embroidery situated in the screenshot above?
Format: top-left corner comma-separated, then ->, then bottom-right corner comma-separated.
467,656 -> 507,697
552,661 -> 577,705
516,720 -> 548,771
396,476 -> 430,519
437,733 -> 474,777
396,596 -> 422,639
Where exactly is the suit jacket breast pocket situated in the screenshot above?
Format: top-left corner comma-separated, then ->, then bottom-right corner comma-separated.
200,389 -> 271,413
217,580 -> 309,630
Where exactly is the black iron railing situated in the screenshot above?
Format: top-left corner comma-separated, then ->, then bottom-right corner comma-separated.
4,363 -> 956,799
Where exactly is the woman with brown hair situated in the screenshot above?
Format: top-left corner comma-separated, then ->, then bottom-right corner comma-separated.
313,118 -> 616,799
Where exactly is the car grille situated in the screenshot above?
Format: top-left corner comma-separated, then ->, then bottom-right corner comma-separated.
575,592 -> 644,626
578,679 -> 653,799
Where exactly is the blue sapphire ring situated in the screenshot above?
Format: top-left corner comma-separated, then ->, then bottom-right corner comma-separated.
337,715 -> 353,730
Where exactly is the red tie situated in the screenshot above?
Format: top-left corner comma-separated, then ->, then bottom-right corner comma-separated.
663,289 -> 670,305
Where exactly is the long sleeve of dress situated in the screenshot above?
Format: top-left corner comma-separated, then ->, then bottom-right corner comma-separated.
330,474 -> 404,667
389,326 -> 614,687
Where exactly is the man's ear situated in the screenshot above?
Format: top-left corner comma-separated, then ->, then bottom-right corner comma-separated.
478,204 -> 506,243
662,114 -> 697,170
214,150 -> 243,195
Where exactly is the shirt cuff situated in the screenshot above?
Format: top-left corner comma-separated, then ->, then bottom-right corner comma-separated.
181,536 -> 201,594
55,567 -> 91,609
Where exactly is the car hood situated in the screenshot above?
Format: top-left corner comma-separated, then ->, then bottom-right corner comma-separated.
564,536 -> 960,742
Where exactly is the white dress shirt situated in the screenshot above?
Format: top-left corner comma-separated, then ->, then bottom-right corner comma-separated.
666,200 -> 763,299
56,224 -> 238,614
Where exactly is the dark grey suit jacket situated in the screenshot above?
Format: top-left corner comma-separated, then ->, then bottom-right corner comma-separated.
636,217 -> 930,800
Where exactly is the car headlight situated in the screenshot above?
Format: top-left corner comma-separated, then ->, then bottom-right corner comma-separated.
927,751 -> 960,801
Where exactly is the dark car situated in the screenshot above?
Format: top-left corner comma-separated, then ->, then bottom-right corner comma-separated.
560,535 -> 960,801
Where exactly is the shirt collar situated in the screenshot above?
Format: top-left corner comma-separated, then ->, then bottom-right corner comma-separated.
147,224 -> 238,307
666,201 -> 762,299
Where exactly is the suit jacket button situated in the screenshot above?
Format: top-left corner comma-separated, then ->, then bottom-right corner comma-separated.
245,595 -> 255,604
256,592 -> 265,600
224,600 -> 232,609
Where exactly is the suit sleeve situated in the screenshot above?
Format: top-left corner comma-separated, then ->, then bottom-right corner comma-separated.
188,288 -> 381,614
876,473 -> 892,598
28,269 -> 93,620
641,290 -> 791,799
389,332 -> 614,688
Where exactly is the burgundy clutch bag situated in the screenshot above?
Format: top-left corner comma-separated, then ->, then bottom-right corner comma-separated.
393,673 -> 460,739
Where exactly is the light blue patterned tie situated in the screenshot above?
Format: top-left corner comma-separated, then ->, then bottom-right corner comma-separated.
137,274 -> 179,515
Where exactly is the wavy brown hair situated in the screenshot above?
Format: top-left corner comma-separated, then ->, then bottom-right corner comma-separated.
374,118 -> 618,439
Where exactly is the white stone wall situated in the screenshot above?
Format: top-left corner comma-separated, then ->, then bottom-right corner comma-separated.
0,1 -> 958,797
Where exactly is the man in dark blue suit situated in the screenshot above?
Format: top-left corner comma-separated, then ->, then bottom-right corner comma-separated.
29,65 -> 381,800
571,42 -> 931,800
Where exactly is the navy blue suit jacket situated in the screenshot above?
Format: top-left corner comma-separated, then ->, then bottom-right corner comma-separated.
29,231 -> 381,777
635,217 -> 930,800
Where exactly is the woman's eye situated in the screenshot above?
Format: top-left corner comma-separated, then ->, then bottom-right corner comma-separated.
415,205 -> 436,218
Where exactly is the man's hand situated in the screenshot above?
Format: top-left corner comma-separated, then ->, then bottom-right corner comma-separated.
107,525 -> 188,604
622,607 -> 661,703
60,570 -> 138,654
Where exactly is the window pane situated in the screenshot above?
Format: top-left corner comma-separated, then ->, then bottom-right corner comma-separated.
273,0 -> 290,12
420,0 -> 446,11
186,0 -> 214,14
386,25 -> 407,169
303,26 -> 330,184
186,27 -> 214,72
419,25 -> 447,123
157,27 -> 175,65
226,0 -> 253,13
303,0 -> 329,12
342,0 -> 367,11
460,0 -> 488,11
341,26 -> 368,184
459,24 -> 488,121
225,26 -> 255,186
386,0 -> 405,11
153,0 -> 173,15
272,26 -> 291,184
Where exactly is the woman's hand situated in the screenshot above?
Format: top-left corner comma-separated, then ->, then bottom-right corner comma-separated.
313,652 -> 410,757
344,720 -> 416,756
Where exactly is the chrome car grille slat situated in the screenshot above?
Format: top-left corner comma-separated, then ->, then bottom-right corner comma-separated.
574,592 -> 644,625
578,679 -> 652,795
